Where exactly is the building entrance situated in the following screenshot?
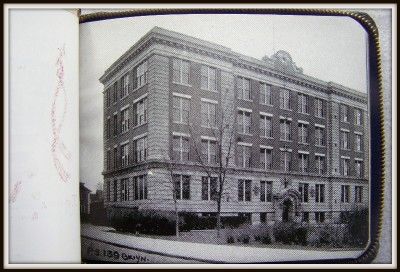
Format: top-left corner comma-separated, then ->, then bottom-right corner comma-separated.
282,199 -> 293,222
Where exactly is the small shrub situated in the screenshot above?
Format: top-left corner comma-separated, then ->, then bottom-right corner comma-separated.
227,236 -> 235,244
294,226 -> 308,246
318,227 -> 332,245
242,235 -> 250,244
273,222 -> 296,244
180,212 -> 218,231
273,222 -> 308,245
254,235 -> 261,242
261,235 -> 272,244
222,216 -> 248,228
109,209 -> 177,235
347,208 -> 369,247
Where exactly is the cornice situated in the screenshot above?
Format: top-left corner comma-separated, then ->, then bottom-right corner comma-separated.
100,27 -> 367,104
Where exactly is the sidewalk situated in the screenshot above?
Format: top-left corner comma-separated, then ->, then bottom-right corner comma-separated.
81,224 -> 364,263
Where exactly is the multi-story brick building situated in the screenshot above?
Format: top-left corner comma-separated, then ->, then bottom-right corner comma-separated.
100,27 -> 369,225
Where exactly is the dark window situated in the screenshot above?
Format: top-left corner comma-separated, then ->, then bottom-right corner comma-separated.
133,175 -> 147,200
302,212 -> 309,223
113,114 -> 118,136
315,184 -> 325,203
315,212 -> 325,223
260,212 -> 267,223
260,181 -> 272,202
173,175 -> 191,200
201,177 -> 218,201
238,179 -> 252,202
113,180 -> 118,202
299,183 -> 309,203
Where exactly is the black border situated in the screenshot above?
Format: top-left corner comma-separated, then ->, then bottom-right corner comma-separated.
77,8 -> 385,265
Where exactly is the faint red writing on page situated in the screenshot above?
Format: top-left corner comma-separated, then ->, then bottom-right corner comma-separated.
9,180 -> 22,204
51,45 -> 71,183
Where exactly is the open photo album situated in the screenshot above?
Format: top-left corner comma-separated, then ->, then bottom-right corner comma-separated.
6,6 -> 392,266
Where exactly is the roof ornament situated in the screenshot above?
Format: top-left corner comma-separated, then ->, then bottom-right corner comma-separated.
263,50 -> 303,74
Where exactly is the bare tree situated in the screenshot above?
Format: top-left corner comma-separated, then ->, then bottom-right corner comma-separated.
155,147 -> 182,238
189,86 -> 236,237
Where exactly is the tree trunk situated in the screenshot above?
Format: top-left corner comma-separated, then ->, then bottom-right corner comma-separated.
216,200 -> 222,238
175,210 -> 180,238
173,197 -> 180,238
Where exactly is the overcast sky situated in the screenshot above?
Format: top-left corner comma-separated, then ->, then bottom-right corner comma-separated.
79,14 -> 368,191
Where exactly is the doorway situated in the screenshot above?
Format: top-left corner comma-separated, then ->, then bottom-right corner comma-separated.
282,199 -> 293,222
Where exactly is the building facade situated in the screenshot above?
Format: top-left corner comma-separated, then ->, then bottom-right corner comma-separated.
100,27 -> 369,225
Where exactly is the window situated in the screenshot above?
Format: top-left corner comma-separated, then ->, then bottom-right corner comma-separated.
302,212 -> 309,223
315,212 -> 325,223
355,186 -> 363,203
173,59 -> 190,85
133,175 -> 147,200
341,130 -> 350,149
279,89 -> 291,110
260,115 -> 272,138
113,82 -> 118,103
106,180 -> 111,201
121,73 -> 130,98
298,123 -> 308,144
355,160 -> 363,177
201,65 -> 217,91
280,150 -> 292,172
237,77 -> 251,100
173,174 -> 190,200
173,96 -> 190,124
355,108 -> 363,125
260,148 -> 272,170
201,101 -> 217,128
280,119 -> 291,141
260,83 -> 272,105
260,213 -> 267,223
298,153 -> 309,173
341,105 -> 349,122
120,142 -> 129,167
260,181 -> 272,202
172,135 -> 190,162
315,184 -> 325,203
341,157 -> 350,176
135,61 -> 148,88
113,146 -> 118,169
106,149 -> 111,170
237,110 -> 251,134
134,136 -> 147,163
298,94 -> 309,114
202,177 -> 218,201
238,179 -> 252,202
315,126 -> 325,146
315,98 -> 324,118
121,178 -> 129,201
299,183 -> 309,203
239,213 -> 252,223
355,134 -> 363,152
113,180 -> 118,202
113,113 -> 118,136
133,97 -> 147,127
121,108 -> 130,133
105,89 -> 111,107
341,185 -> 350,203
237,144 -> 251,168
201,139 -> 217,165
315,155 -> 325,174
106,117 -> 111,139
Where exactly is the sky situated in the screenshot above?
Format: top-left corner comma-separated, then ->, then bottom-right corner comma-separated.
79,13 -> 368,191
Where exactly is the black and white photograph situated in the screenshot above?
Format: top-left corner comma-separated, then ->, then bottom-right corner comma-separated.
5,5 -> 394,268
79,12 -> 372,264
